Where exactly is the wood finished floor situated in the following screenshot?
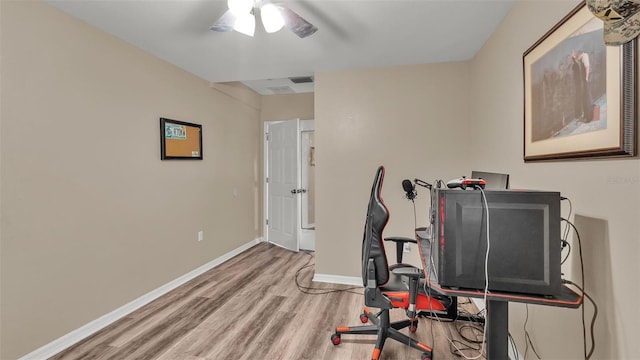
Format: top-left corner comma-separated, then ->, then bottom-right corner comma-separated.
50,242 -> 486,360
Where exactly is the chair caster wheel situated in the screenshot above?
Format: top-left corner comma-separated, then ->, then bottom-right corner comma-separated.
331,333 -> 341,345
421,354 -> 431,360
360,313 -> 369,323
410,324 -> 418,333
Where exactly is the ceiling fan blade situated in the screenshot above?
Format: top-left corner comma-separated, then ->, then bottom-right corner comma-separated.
278,5 -> 317,38
210,10 -> 236,32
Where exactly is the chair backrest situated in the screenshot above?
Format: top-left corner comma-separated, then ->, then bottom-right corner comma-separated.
361,166 -> 390,287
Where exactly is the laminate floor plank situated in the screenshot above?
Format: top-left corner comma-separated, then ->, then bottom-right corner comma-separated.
49,317 -> 136,360
50,242 -> 485,360
107,280 -> 222,348
237,310 -> 297,360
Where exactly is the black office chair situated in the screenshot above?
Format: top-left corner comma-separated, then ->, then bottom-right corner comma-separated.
330,166 -> 447,360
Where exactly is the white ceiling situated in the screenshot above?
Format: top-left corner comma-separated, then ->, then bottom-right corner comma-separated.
44,0 -> 516,95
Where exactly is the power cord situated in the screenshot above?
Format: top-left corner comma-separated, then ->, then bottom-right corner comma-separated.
509,332 -> 521,360
523,304 -> 542,360
455,321 -> 485,344
560,197 -> 573,265
561,218 -> 598,360
294,251 -> 363,295
561,240 -> 572,265
561,197 -> 573,246
563,279 -> 598,360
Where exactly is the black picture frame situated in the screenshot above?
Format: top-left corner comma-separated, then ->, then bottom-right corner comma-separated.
160,118 -> 203,160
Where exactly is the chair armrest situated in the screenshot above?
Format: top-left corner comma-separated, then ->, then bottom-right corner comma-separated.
391,266 -> 423,318
384,237 -> 417,264
391,266 -> 423,278
384,237 -> 417,244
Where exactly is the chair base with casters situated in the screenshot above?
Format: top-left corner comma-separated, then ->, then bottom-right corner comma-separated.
332,307 -> 435,360
331,273 -> 448,360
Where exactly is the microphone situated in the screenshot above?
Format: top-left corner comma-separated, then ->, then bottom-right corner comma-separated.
402,179 -> 417,200
414,178 -> 432,189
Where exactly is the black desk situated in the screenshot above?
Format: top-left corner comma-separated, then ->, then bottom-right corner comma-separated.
416,228 -> 582,359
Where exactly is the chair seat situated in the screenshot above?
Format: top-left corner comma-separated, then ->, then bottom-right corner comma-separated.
380,271 -> 450,311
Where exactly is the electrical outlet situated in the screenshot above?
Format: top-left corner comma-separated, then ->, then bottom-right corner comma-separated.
403,243 -> 411,253
198,230 -> 203,242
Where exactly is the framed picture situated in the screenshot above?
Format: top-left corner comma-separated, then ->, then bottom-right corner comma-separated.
160,118 -> 203,160
523,2 -> 637,161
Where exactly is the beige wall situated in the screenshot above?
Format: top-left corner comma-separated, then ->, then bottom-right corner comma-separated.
260,93 -> 314,122
0,2 -> 261,358
314,62 -> 474,278
471,0 -> 640,358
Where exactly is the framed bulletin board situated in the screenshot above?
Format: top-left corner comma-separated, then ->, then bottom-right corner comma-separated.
160,118 -> 203,160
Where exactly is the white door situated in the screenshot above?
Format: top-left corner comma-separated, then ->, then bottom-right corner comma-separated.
267,120 -> 299,251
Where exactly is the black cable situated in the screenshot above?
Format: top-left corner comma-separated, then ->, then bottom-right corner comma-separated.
449,338 -> 483,358
457,297 -> 471,305
455,322 -> 485,344
561,240 -> 572,265
563,279 -> 598,360
561,197 -> 573,247
523,304 -> 542,360
560,197 -> 573,266
294,251 -> 363,295
448,296 -> 485,358
509,332 -> 520,360
562,218 -> 592,359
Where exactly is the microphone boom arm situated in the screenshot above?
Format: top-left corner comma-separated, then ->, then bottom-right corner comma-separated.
414,178 -> 432,189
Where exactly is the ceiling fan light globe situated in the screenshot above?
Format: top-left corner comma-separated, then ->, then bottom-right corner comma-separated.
261,4 -> 284,33
234,13 -> 255,36
227,0 -> 253,16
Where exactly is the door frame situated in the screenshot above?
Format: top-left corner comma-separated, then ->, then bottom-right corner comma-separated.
263,119 -> 301,248
263,119 -> 314,249
298,120 -> 315,251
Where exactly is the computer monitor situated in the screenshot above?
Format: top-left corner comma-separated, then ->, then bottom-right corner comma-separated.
471,171 -> 510,190
430,188 -> 562,296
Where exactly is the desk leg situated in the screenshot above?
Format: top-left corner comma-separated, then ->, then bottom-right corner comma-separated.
486,300 -> 508,359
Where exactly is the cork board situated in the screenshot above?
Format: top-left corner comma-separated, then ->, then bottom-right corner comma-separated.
160,118 -> 203,160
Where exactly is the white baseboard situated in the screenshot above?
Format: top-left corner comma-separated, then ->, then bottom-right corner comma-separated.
312,273 -> 363,287
19,237 -> 264,360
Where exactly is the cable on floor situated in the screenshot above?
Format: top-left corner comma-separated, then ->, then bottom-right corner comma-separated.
294,250 -> 363,295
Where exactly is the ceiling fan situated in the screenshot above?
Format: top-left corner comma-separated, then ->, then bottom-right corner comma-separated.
210,0 -> 318,38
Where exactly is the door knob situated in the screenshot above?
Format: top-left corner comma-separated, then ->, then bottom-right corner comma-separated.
291,189 -> 297,194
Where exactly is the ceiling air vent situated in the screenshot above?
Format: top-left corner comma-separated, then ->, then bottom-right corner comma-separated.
289,76 -> 314,84
267,86 -> 295,95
